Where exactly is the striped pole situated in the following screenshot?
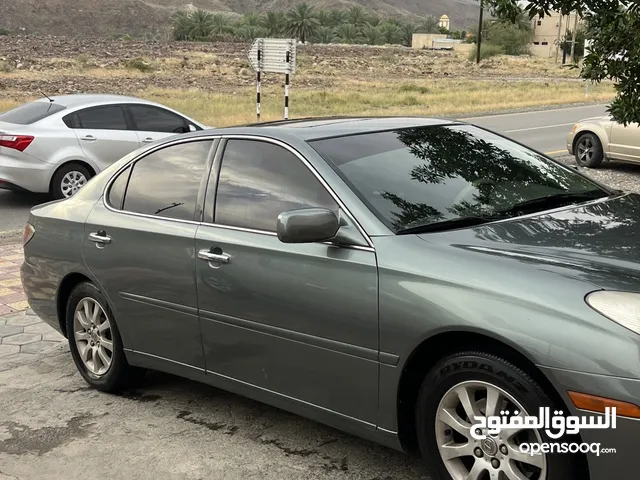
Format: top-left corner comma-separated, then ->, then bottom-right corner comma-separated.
256,41 -> 262,122
284,47 -> 290,120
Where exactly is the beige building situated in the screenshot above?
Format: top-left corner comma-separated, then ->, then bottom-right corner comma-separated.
530,11 -> 582,58
438,14 -> 450,31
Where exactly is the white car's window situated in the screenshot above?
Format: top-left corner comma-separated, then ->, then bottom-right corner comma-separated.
75,106 -> 128,130
128,105 -> 189,134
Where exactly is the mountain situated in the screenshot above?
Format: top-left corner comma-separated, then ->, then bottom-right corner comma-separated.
0,0 -> 481,37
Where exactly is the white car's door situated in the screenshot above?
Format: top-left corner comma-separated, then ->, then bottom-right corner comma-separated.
126,104 -> 197,146
68,104 -> 141,171
609,121 -> 640,162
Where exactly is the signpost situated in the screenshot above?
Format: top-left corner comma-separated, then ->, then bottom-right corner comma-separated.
584,39 -> 592,96
248,38 -> 297,121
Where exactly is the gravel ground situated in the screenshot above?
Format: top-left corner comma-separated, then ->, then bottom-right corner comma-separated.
554,154 -> 640,194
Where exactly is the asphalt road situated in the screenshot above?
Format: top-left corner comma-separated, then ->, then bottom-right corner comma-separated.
0,103 -> 609,237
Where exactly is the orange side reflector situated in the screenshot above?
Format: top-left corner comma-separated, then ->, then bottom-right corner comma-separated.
568,391 -> 640,419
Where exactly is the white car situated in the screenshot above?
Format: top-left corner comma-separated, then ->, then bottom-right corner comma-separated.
0,94 -> 207,199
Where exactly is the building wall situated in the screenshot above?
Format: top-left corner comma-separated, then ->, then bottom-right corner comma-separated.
411,33 -> 448,49
531,11 -> 582,58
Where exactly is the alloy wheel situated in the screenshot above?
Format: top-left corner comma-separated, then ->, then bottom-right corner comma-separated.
73,297 -> 114,376
435,380 -> 546,480
61,171 -> 88,198
577,137 -> 594,164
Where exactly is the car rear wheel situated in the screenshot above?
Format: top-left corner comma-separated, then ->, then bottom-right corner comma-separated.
575,133 -> 604,168
416,351 -> 578,480
51,163 -> 92,200
66,282 -> 142,392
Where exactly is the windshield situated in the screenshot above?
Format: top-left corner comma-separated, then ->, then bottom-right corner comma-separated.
309,124 -> 608,233
0,101 -> 66,125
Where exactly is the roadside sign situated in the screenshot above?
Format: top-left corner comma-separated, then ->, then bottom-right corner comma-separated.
248,38 -> 297,74
248,38 -> 297,120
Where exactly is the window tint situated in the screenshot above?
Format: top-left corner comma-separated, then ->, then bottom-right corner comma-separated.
107,166 -> 131,210
76,106 -> 128,130
129,105 -> 188,134
215,140 -> 338,232
123,140 -> 212,221
0,101 -> 66,125
310,125 -> 604,233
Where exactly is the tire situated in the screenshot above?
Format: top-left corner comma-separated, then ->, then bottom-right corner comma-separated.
51,163 -> 92,200
66,282 -> 142,392
574,133 -> 604,168
416,351 -> 579,480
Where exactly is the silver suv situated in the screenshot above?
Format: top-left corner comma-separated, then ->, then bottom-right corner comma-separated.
0,94 -> 207,199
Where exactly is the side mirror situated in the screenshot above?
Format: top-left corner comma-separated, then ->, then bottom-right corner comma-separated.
277,208 -> 339,244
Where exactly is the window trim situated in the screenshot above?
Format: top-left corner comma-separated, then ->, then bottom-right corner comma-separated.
102,134 -> 375,251
103,137 -> 218,223
64,103 -> 134,131
124,104 -> 191,134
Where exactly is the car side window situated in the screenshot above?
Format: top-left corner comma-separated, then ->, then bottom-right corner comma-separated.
107,165 -> 131,210
75,105 -> 128,130
128,105 -> 189,134
215,139 -> 338,232
120,140 -> 213,221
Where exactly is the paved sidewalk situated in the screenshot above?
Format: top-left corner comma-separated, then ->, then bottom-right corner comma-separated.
0,242 -> 66,368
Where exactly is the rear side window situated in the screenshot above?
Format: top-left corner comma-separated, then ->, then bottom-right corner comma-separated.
120,140 -> 213,221
107,166 -> 131,210
75,106 -> 128,130
128,105 -> 188,134
0,102 -> 66,125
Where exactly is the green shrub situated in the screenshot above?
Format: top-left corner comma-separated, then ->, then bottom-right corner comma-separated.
468,44 -> 505,62
0,60 -> 14,73
399,84 -> 430,94
0,28 -> 11,36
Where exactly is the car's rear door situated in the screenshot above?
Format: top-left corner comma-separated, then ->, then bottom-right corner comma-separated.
608,121 -> 640,162
194,137 -> 380,425
83,137 -> 216,369
126,104 -> 194,146
66,104 -> 140,170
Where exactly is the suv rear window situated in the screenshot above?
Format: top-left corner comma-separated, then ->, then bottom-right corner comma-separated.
0,101 -> 66,125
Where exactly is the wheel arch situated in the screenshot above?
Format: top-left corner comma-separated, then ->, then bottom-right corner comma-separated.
572,128 -> 608,158
49,160 -> 98,194
395,329 -> 590,479
55,272 -> 94,337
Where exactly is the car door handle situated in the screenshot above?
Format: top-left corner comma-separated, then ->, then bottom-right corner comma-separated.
198,249 -> 230,264
88,232 -> 111,244
81,135 -> 97,142
142,137 -> 154,143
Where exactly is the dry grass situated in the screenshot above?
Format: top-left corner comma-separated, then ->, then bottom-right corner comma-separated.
0,79 -> 613,127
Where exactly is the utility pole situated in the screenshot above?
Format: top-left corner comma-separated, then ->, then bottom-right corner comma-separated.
476,0 -> 484,64
555,13 -> 564,64
569,11 -> 579,64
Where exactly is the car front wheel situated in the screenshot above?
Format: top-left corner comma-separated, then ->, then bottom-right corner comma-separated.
574,132 -> 604,168
416,351 -> 579,480
66,282 -> 142,392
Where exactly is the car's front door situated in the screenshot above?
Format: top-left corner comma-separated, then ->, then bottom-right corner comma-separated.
194,138 -> 380,424
67,104 -> 140,170
609,121 -> 640,162
83,138 -> 216,369
126,104 -> 193,146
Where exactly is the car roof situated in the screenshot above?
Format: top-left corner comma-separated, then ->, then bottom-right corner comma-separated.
32,94 -> 159,109
196,116 -> 463,141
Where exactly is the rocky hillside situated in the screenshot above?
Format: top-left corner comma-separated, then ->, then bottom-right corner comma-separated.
0,0 -> 480,37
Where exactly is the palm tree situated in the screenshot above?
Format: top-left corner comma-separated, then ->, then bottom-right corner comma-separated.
286,3 -> 319,43
368,14 -> 382,28
334,24 -> 362,44
317,10 -> 332,27
328,8 -> 345,27
418,15 -> 438,33
401,23 -> 417,47
313,26 -> 334,44
236,25 -> 267,42
242,13 -> 262,27
262,11 -> 285,36
189,9 -> 215,40
380,22 -> 401,44
211,14 -> 231,36
363,25 -> 382,45
172,10 -> 192,40
346,5 -> 368,30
